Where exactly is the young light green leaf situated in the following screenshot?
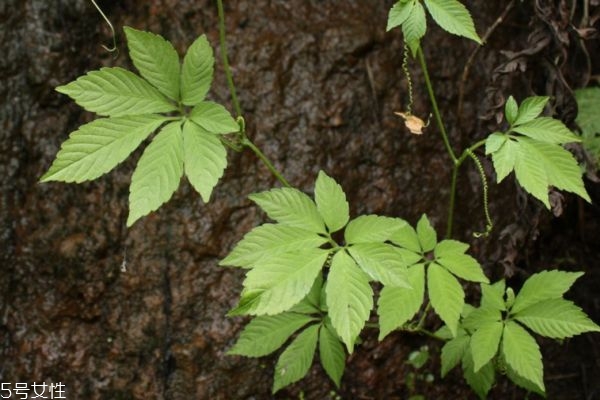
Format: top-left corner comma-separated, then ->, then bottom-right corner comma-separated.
504,361 -> 546,397
434,239 -> 469,257
345,215 -> 407,244
511,270 -> 583,314
183,121 -> 227,202
512,117 -> 580,144
387,0 -> 416,31
348,243 -> 411,288
513,138 -> 550,207
435,253 -> 489,283
462,306 -> 501,332
462,347 -> 495,400
396,248 -> 423,265
326,250 -> 373,352
514,298 -> 600,339
416,214 -> 437,252
490,137 -> 518,183
124,27 -> 180,100
128,122 -> 184,226
470,321 -> 503,372
56,67 -> 176,117
188,101 -> 239,134
480,280 -> 506,311
219,224 -> 327,268
423,0 -> 481,43
501,321 -> 545,393
377,264 -> 425,340
180,34 -> 214,106
390,224 -> 421,253
41,115 -> 167,183
315,171 -> 349,233
249,188 -> 326,234
485,132 -> 507,155
273,324 -> 319,393
428,263 -> 464,336
242,249 -> 329,315
319,321 -> 346,387
403,1 -> 427,56
440,329 -> 469,377
290,273 -> 324,314
505,96 -> 518,126
513,96 -> 549,126
228,313 -> 317,357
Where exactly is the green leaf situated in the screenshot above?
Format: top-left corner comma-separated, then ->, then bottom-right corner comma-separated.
513,96 -> 549,126
56,67 -> 177,117
273,324 -> 319,393
348,243 -> 410,287
440,329 -> 469,377
427,263 -> 464,336
505,96 -> 518,126
290,273 -> 324,314
319,321 -> 346,387
575,87 -> 600,135
124,27 -> 180,100
127,122 -> 184,226
344,215 -> 406,244
513,138 -> 550,207
396,248 -> 424,265
182,121 -> 227,202
485,132 -> 507,155
378,264 -> 425,340
387,0 -> 416,31
462,306 -> 501,332
228,313 -> 317,357
480,280 -> 506,311
423,0 -> 481,43
390,224 -> 421,253
436,253 -> 488,283
505,361 -> 546,397
416,214 -> 437,252
403,1 -> 427,56
434,239 -> 469,257
511,270 -> 583,314
220,224 -> 327,268
489,136 -> 517,182
41,115 -> 167,183
180,34 -> 214,106
512,117 -> 580,144
326,251 -> 373,352
249,188 -> 326,234
315,171 -> 349,233
188,101 -> 239,134
501,321 -> 545,393
241,249 -> 329,315
514,298 -> 600,339
470,321 -> 503,372
462,347 -> 495,400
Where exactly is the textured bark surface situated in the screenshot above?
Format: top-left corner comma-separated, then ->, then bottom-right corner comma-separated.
1,1 -> 599,399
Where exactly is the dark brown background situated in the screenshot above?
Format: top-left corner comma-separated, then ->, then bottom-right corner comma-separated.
1,1 -> 599,398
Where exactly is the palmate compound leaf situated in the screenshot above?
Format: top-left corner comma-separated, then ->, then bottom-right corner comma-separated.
188,101 -> 239,135
182,121 -> 227,202
501,321 -> 545,394
428,263 -> 464,336
56,67 -> 176,117
314,171 -> 349,233
440,328 -> 469,377
127,121 -> 184,226
344,215 -> 407,244
348,243 -> 411,288
377,263 -> 425,340
124,27 -> 180,101
423,0 -> 481,44
180,34 -> 214,106
319,319 -> 346,387
387,0 -> 416,32
469,320 -> 503,372
228,313 -> 317,357
249,188 -> 326,234
235,249 -> 329,316
326,250 -> 373,352
219,223 -> 327,268
511,270 -> 584,315
273,324 -> 319,393
403,0 -> 427,56
41,115 -> 167,183
514,298 -> 600,339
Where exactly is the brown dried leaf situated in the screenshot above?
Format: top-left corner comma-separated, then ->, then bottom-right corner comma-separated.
394,112 -> 426,135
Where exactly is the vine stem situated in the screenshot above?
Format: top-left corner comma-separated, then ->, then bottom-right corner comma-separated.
242,138 -> 292,187
417,46 -> 457,163
216,0 -> 242,118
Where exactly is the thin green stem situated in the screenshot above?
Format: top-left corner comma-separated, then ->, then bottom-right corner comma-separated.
216,0 -> 242,117
242,137 -> 291,187
417,46 -> 457,163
